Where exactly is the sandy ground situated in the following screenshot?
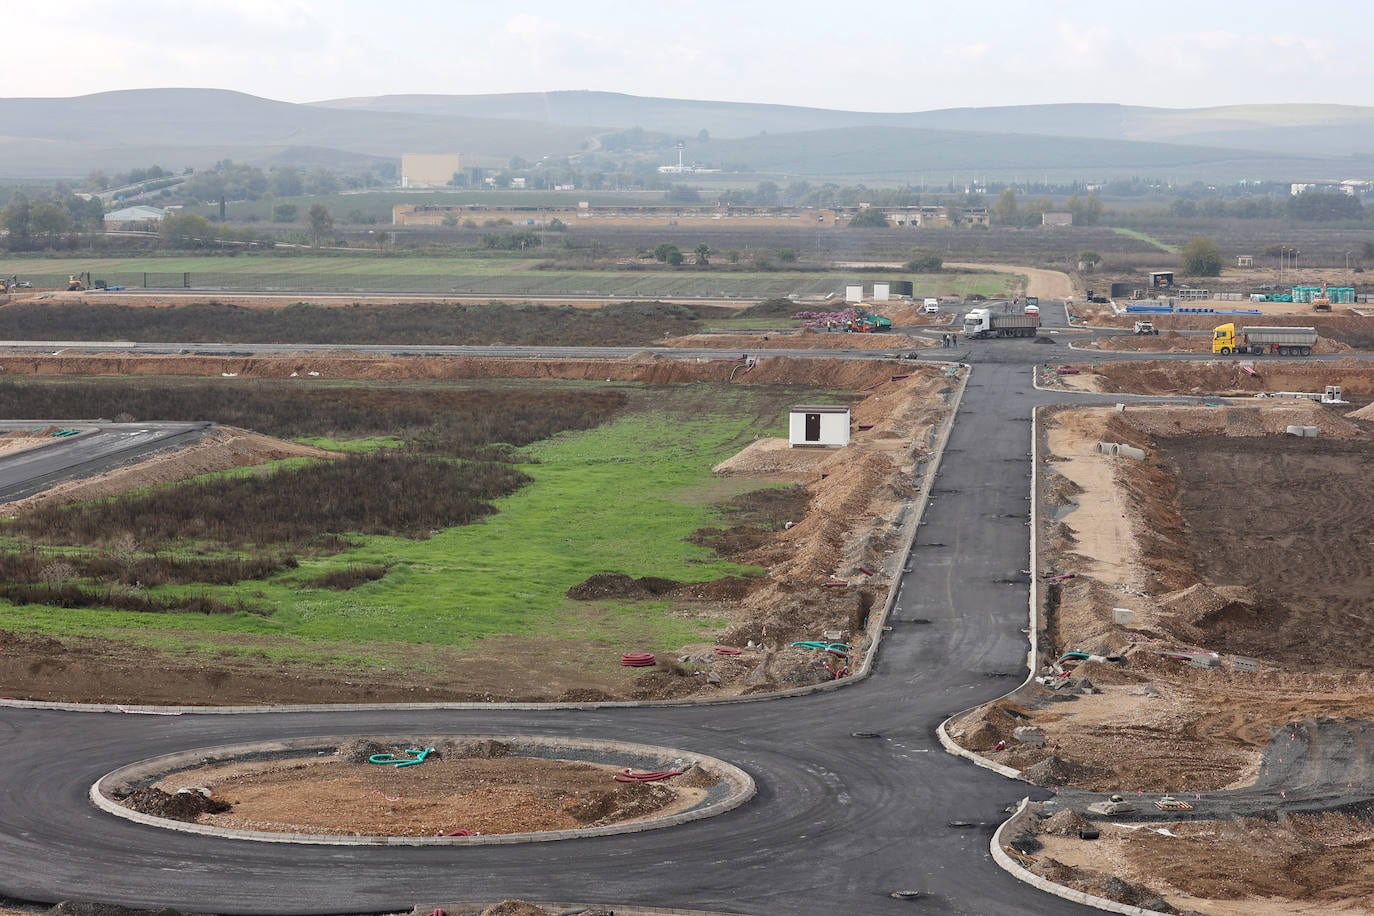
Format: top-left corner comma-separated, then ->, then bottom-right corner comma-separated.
0,353 -> 955,706
1040,357 -> 1374,400
944,262 -> 1076,301
949,383 -> 1374,914
143,745 -> 713,838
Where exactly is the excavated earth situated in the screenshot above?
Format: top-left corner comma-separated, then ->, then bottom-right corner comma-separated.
0,350 -> 955,707
126,739 -> 720,839
949,373 -> 1374,915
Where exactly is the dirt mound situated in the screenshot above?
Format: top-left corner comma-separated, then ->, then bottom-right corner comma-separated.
712,438 -> 831,478
677,764 -> 721,788
1351,400 -> 1374,420
555,687 -> 617,703
566,573 -> 682,600
122,787 -> 230,822
448,739 -> 512,759
564,780 -> 675,825
338,739 -> 395,764
949,700 -> 1032,751
481,900 -> 550,916
1022,755 -> 1098,788
1040,808 -> 1093,837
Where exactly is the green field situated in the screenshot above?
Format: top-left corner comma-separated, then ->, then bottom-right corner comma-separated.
0,383 -> 831,668
1,255 -> 1017,300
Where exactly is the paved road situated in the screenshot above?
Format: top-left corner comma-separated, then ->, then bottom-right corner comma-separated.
0,310 -> 1329,915
0,421 -> 210,502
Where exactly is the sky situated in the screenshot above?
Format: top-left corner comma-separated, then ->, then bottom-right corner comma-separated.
4,0 -> 1366,111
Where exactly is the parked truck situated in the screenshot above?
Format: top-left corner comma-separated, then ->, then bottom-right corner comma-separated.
963,307 -> 1041,339
1212,323 -> 1317,356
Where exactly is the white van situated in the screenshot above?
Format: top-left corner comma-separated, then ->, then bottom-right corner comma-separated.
922,298 -> 940,314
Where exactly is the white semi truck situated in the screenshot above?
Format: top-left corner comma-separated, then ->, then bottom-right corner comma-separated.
963,307 -> 1041,339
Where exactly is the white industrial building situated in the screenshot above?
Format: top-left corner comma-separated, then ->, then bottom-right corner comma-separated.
789,405 -> 851,448
103,205 -> 167,228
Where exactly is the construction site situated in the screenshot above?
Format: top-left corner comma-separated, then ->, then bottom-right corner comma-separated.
948,360 -> 1374,914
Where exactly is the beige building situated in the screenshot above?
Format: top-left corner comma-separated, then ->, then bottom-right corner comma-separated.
401,154 -> 465,189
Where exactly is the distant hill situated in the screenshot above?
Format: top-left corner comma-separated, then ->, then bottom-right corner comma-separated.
0,88 -> 595,177
0,88 -> 1368,181
317,91 -> 1374,158
696,126 -> 1338,183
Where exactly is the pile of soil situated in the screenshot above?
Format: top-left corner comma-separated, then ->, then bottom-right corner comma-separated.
566,573 -> 682,599
121,787 -> 230,822
1088,358 -> 1374,400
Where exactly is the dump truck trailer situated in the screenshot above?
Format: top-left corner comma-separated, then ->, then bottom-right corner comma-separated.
963,307 -> 1040,339
1212,323 -> 1317,356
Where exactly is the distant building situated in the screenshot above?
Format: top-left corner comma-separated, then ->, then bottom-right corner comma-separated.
1291,181 -> 1360,197
401,154 -> 465,189
103,205 -> 167,229
1237,255 -> 1254,268
1042,211 -> 1073,227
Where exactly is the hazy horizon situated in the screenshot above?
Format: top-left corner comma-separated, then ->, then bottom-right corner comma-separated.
7,1 -> 1363,111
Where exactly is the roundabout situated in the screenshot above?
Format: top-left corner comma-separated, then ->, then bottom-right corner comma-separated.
92,734 -> 754,845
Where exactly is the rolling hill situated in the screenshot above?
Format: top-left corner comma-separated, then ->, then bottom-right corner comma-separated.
0,88 -> 1368,181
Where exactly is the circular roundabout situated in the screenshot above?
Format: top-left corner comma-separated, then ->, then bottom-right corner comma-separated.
91,734 -> 755,845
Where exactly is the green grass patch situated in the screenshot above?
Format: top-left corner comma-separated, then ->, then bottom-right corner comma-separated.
1110,227 -> 1177,253
0,385 -> 815,657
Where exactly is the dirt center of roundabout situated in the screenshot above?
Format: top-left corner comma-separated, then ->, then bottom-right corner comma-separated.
96,735 -> 753,844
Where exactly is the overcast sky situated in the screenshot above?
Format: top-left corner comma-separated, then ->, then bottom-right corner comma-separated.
6,1 -> 1364,111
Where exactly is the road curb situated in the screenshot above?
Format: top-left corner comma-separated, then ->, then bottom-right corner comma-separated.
991,798 -> 1162,916
92,733 -> 755,847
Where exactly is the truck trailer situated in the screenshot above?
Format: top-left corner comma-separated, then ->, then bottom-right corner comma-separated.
963,307 -> 1041,339
1212,323 -> 1317,356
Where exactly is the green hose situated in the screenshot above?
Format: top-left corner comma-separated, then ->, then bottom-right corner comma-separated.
369,746 -> 435,768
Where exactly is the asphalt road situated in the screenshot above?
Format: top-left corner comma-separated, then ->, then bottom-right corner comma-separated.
0,421 -> 210,503
0,306 -> 1324,915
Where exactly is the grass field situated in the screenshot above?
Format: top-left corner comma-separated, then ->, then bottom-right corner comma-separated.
0,382 -> 831,668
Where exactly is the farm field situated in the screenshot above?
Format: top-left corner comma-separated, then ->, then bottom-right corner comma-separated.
0,353 -> 952,706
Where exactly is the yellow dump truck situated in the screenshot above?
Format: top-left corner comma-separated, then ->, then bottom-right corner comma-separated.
1212,323 -> 1317,356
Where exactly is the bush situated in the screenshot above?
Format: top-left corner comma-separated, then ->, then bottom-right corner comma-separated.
847,208 -> 889,228
906,251 -> 943,272
1182,236 -> 1222,276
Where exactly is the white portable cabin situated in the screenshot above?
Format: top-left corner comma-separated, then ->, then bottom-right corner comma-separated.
789,405 -> 851,448
845,285 -> 863,303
